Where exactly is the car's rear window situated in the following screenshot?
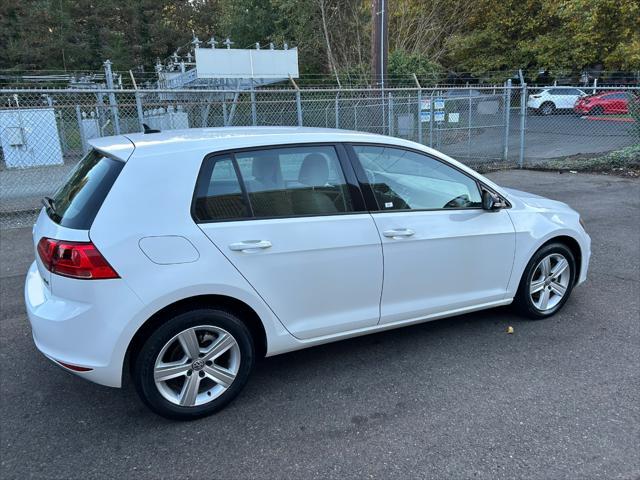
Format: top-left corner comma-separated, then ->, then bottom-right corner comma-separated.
46,149 -> 124,230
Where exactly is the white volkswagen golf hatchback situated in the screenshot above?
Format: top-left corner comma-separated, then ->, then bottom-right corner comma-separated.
25,127 -> 590,419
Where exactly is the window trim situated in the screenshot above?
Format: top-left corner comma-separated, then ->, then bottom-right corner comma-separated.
344,142 -> 510,213
191,142 -> 367,224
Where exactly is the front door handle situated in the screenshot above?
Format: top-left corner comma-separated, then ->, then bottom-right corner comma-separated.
382,228 -> 415,239
229,240 -> 272,252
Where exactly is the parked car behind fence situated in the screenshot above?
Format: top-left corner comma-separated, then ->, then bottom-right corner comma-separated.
527,87 -> 587,115
573,91 -> 634,116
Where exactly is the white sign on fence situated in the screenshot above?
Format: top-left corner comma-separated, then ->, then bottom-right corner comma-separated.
434,99 -> 445,109
434,111 -> 445,122
420,99 -> 431,111
420,111 -> 431,122
448,113 -> 460,123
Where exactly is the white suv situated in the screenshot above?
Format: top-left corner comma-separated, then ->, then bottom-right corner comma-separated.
527,87 -> 587,115
25,127 -> 590,419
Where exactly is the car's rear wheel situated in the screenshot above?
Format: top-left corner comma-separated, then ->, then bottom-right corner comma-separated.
133,308 -> 254,420
514,243 -> 576,319
540,102 -> 555,116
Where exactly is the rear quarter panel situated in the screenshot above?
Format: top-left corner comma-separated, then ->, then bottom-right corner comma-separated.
89,148 -> 296,369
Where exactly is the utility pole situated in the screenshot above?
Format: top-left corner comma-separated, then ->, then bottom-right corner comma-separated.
371,0 -> 388,88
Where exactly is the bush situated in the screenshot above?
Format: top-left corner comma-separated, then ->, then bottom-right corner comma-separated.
535,145 -> 640,175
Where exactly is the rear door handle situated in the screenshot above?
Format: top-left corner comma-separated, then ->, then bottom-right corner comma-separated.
382,228 -> 415,239
229,240 -> 272,252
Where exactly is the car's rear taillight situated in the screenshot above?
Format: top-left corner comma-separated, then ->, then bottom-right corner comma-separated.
37,237 -> 119,280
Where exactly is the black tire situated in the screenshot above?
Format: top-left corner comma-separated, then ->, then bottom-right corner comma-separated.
133,308 -> 255,420
514,243 -> 576,320
540,102 -> 555,116
589,106 -> 604,116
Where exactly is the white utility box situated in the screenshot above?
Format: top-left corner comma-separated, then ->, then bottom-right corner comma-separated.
143,106 -> 189,131
81,116 -> 101,139
0,108 -> 64,168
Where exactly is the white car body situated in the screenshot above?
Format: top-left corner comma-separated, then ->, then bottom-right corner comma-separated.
25,127 -> 591,389
527,87 -> 587,113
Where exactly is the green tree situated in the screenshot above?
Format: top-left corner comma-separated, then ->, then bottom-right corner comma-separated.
446,0 -> 640,75
387,50 -> 442,85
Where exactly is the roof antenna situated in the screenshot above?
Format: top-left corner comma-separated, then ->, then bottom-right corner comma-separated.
143,123 -> 160,134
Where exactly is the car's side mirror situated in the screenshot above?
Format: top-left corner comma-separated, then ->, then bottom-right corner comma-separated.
482,190 -> 504,211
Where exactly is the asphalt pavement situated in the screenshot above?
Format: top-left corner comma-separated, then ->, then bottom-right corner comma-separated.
0,170 -> 638,479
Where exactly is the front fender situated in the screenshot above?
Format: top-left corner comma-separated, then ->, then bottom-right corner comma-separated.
506,209 -> 591,296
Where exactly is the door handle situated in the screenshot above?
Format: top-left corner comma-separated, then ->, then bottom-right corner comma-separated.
382,228 -> 415,239
229,240 -> 272,252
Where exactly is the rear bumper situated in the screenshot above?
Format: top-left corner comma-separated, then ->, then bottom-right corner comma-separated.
24,261 -> 143,387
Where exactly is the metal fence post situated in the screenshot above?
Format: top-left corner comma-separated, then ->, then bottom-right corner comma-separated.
296,91 -> 303,126
503,79 -> 512,161
135,91 -> 144,132
519,83 -> 527,167
417,89 -> 423,144
429,91 -> 434,147
75,105 -> 88,154
381,88 -> 386,135
250,90 -> 257,126
467,90 -> 472,159
103,60 -> 121,135
388,92 -> 393,136
335,92 -> 340,129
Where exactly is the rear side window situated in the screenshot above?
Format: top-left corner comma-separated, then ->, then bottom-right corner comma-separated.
46,149 -> 124,230
193,145 -> 354,222
193,156 -> 250,221
235,146 -> 353,218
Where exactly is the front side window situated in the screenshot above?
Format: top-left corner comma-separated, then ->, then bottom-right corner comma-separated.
352,145 -> 482,210
601,93 -> 627,100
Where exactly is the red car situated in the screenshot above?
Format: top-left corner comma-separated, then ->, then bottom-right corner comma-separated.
573,91 -> 632,115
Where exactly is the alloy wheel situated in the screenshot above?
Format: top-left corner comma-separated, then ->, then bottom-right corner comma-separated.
529,253 -> 571,312
153,325 -> 241,407
541,103 -> 554,115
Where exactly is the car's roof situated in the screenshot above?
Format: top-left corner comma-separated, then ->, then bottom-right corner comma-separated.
89,126 -> 407,161
541,86 -> 584,91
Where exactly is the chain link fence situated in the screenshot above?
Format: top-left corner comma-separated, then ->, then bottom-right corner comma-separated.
1,85 -> 638,228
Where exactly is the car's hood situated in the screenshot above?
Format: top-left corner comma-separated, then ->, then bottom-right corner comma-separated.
503,187 -> 573,212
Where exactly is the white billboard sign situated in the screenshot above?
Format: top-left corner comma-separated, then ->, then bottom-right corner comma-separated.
195,48 -> 299,79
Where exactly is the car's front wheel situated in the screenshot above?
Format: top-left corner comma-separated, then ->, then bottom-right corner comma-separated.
514,243 -> 576,319
133,308 -> 254,420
